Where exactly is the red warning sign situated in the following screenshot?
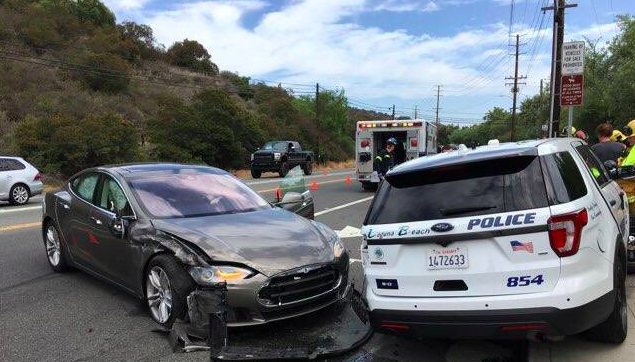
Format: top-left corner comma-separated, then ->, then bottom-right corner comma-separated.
560,74 -> 584,106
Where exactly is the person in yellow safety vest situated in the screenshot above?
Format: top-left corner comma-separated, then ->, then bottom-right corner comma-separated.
374,137 -> 397,176
616,120 -> 635,210
620,120 -> 635,166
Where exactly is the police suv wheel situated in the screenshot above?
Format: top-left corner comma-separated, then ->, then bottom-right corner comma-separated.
251,169 -> 261,179
585,246 -> 627,344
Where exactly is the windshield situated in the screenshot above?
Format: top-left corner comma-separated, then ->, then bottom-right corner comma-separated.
128,170 -> 270,218
263,142 -> 288,151
366,156 -> 548,225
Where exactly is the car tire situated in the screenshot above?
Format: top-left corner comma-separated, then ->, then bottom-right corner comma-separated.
279,161 -> 289,178
145,254 -> 196,329
43,221 -> 70,272
9,183 -> 30,205
303,160 -> 313,176
251,169 -> 262,179
585,245 -> 627,344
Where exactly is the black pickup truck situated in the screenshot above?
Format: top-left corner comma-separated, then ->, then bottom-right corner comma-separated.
250,141 -> 314,178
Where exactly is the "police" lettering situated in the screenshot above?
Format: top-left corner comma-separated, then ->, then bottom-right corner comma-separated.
467,213 -> 536,230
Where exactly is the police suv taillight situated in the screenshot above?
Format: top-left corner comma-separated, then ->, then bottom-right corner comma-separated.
548,209 -> 588,257
360,139 -> 370,148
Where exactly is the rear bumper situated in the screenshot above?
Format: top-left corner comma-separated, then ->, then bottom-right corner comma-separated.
28,181 -> 44,196
370,290 -> 615,339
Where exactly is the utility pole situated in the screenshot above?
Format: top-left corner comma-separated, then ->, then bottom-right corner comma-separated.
505,34 -> 526,142
414,105 -> 418,119
315,83 -> 320,164
391,104 -> 395,120
543,0 -> 577,137
435,85 -> 441,128
539,79 -> 544,137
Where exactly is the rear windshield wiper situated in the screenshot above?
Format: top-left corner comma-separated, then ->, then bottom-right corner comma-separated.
439,205 -> 497,217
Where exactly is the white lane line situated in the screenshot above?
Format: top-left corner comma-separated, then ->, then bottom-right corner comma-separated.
315,196 -> 374,217
0,205 -> 41,214
243,170 -> 354,185
336,225 -> 362,239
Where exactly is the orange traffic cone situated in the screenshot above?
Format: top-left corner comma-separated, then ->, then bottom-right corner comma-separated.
311,182 -> 318,191
345,175 -> 351,184
275,188 -> 283,201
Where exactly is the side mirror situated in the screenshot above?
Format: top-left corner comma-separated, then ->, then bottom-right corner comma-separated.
274,191 -> 314,219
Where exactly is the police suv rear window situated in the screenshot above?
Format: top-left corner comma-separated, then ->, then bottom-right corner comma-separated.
540,151 -> 587,205
366,156 -> 549,225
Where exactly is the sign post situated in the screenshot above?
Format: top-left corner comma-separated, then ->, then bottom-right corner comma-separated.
561,41 -> 585,136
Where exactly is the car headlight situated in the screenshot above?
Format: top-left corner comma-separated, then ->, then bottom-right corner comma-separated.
250,154 -> 254,161
188,265 -> 253,285
333,236 -> 345,258
274,152 -> 281,161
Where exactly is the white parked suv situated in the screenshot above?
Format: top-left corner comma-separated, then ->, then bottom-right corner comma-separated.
361,138 -> 628,342
0,156 -> 43,205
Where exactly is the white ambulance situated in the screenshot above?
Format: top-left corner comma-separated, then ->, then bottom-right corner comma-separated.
355,120 -> 437,191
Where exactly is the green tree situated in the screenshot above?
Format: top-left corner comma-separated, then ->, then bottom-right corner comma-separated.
13,113 -> 139,177
166,39 -> 219,74
71,0 -> 115,28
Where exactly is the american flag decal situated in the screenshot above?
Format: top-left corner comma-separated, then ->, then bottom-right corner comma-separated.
510,241 -> 534,253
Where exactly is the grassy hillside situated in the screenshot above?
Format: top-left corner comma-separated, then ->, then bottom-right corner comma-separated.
0,0 -> 388,178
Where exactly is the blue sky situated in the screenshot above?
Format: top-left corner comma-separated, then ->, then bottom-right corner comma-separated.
103,0 -> 634,123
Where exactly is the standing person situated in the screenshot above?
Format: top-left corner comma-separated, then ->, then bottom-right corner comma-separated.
374,137 -> 397,176
620,120 -> 635,166
591,123 -> 626,164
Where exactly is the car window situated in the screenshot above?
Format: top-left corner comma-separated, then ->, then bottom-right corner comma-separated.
99,176 -> 133,216
263,142 -> 288,151
0,158 -> 25,171
540,151 -> 587,205
72,173 -> 99,202
574,144 -> 611,187
128,170 -> 270,218
366,156 -> 549,225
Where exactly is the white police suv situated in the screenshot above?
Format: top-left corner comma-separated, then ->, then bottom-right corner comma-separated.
361,138 -> 629,342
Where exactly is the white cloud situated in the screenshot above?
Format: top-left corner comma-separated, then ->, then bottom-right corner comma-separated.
103,0 -> 154,11
373,0 -> 440,13
141,0 -> 512,100
110,0 -> 622,111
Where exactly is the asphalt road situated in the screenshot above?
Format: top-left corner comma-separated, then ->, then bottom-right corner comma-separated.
0,168 -> 624,362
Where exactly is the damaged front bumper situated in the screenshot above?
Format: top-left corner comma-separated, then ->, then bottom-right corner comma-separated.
167,284 -> 371,360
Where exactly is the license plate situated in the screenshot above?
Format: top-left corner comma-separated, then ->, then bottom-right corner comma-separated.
426,247 -> 468,270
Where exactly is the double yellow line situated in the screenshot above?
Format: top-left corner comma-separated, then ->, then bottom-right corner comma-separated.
0,222 -> 41,233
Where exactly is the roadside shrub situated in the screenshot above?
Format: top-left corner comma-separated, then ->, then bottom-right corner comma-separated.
12,113 -> 139,177
79,52 -> 131,93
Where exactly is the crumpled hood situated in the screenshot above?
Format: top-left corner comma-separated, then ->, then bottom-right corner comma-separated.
151,208 -> 335,276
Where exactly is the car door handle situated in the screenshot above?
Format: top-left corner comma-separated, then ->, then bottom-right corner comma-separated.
610,199 -> 618,206
89,217 -> 103,225
60,202 -> 70,210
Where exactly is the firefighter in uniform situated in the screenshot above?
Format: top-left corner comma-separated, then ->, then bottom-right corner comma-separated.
616,120 -> 635,213
375,137 -> 397,176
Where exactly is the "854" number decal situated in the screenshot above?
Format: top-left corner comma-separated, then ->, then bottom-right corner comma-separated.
506,275 -> 544,287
